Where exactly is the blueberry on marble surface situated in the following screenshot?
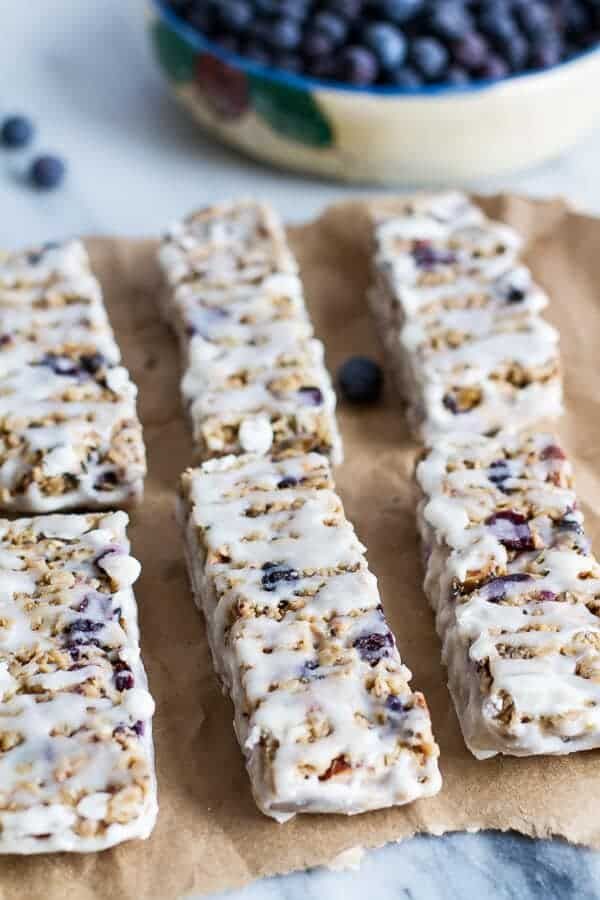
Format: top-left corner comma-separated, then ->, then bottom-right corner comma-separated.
1,115 -> 34,148
30,154 -> 66,189
337,356 -> 383,404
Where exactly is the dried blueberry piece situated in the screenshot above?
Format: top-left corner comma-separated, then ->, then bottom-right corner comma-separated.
261,562 -> 300,591
0,334 -> 12,346
478,572 -> 532,603
80,352 -> 106,374
41,352 -> 78,376
301,660 -> 320,681
386,695 -> 406,713
353,631 -> 394,666
298,386 -> 323,406
412,240 -> 457,269
277,475 -> 298,489
94,470 -> 120,491
442,393 -> 459,414
507,285 -> 526,303
485,510 -> 534,551
115,665 -> 135,692
556,514 -> 583,535
488,459 -> 511,489
64,618 -> 104,635
132,720 -> 145,736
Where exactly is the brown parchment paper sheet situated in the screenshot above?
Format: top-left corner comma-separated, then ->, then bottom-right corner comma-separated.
4,193 -> 600,900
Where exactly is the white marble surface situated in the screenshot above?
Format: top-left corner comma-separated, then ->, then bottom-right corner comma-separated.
3,2 -> 600,898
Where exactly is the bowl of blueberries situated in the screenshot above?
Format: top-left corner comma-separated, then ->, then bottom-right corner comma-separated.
147,0 -> 600,183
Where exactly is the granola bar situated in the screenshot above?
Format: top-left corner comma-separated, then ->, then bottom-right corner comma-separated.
0,240 -> 146,512
369,192 -> 563,441
159,201 -> 342,464
0,511 -> 157,853
416,430 -> 600,759
179,452 -> 440,821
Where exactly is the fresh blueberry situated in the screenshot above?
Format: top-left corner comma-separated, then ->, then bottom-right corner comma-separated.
516,1 -> 553,38
338,45 -> 379,85
327,0 -> 363,15
218,0 -> 252,31
337,357 -> 383,404
428,1 -> 474,41
312,11 -> 349,47
389,65 -> 423,87
378,0 -> 424,24
445,65 -> 471,85
364,22 -> 407,69
453,31 -> 489,70
269,18 -> 301,51
480,53 -> 510,79
261,562 -> 300,592
303,29 -> 336,58
30,155 -> 66,190
530,35 -> 563,69
1,115 -> 34,149
410,36 -> 449,81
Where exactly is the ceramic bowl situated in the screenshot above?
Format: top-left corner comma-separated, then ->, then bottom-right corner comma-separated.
146,0 -> 600,185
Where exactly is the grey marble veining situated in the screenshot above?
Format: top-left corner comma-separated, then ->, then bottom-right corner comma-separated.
2,2 -> 600,898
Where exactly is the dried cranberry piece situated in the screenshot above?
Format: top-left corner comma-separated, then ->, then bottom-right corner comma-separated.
540,444 -> 566,461
478,573 -> 532,603
94,470 -> 120,491
115,670 -> 134,691
261,562 -> 300,592
442,393 -> 458,414
485,510 -> 534,551
353,631 -> 393,666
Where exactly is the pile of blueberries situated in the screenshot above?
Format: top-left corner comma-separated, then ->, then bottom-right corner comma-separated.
167,0 -> 600,87
1,115 -> 66,189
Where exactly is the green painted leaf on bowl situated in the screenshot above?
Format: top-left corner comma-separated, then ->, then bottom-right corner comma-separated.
249,77 -> 333,148
152,20 -> 196,84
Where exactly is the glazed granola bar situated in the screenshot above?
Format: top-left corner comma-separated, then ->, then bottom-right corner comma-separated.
0,240 -> 146,512
179,452 -> 440,821
159,201 -> 342,464
416,430 -> 600,759
0,511 -> 157,853
369,192 -> 563,441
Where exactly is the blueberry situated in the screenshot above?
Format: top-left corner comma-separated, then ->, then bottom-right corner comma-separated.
338,45 -> 379,85
337,357 -> 383,404
312,11 -> 349,47
353,631 -> 394,666
480,53 -> 510,79
389,65 -> 423,87
30,155 -> 66,190
1,115 -> 34,149
412,241 -> 457,268
274,51 -> 303,73
378,0 -> 424,24
80,352 -> 106,374
269,18 -> 301,51
298,386 -> 324,406
115,663 -> 135,692
277,475 -> 298,489
530,35 -> 563,69
327,0 -> 364,15
64,618 -> 104,635
261,562 -> 300,592
485,510 -> 534,551
453,31 -> 489,70
303,29 -> 336,58
41,353 -> 78,376
428,1 -> 474,41
94,470 -> 120,491
479,7 -> 518,44
516,1 -> 553,38
478,572 -> 532,603
364,23 -> 407,69
218,0 -> 252,31
386,694 -> 406,713
409,36 -> 449,81
445,65 -> 471,85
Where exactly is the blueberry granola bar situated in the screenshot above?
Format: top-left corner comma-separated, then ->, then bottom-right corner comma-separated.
0,511 -> 157,853
0,240 -> 146,512
369,192 -> 563,441
416,430 -> 600,759
159,201 -> 342,464
179,452 -> 440,821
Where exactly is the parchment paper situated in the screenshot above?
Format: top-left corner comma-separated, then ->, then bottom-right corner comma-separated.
3,193 -> 600,900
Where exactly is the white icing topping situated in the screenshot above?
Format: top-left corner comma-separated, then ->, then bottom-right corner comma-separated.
180,452 -> 441,820
159,201 -> 342,465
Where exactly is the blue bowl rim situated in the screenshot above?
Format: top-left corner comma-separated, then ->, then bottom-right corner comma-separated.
150,0 -> 600,98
